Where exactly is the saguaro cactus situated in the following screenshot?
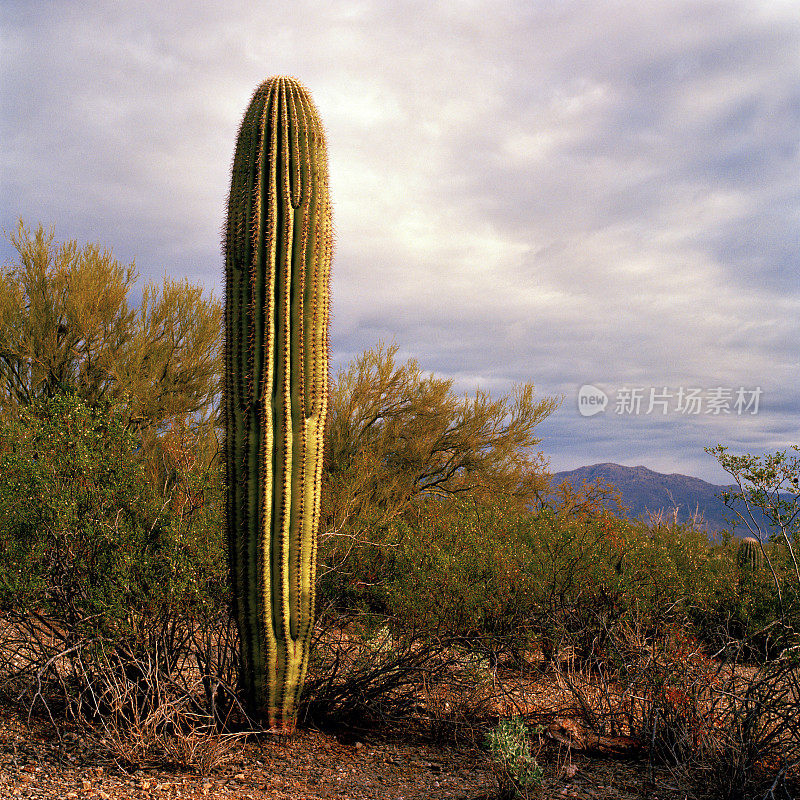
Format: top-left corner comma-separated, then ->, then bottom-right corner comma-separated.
223,76 -> 332,730
737,536 -> 764,572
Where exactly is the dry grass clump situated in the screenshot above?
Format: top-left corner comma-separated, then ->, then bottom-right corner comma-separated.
548,621 -> 800,800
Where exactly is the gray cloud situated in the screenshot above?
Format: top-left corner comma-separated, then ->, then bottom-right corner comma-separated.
2,0 -> 798,483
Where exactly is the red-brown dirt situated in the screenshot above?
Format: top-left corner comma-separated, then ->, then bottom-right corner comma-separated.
0,705 -> 688,800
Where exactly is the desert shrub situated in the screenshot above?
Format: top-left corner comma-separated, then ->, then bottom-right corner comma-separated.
380,497 -> 534,652
318,486 -> 730,668
0,393 -> 235,730
315,502 -> 400,619
700,661 -> 800,800
550,616 -> 799,798
301,612 -> 463,726
730,559 -> 784,658
516,508 -> 621,665
316,339 -> 558,627
517,508 -> 723,669
0,393 -> 226,631
317,495 -> 534,650
689,536 -> 790,661
548,450 -> 800,799
0,393 -> 161,627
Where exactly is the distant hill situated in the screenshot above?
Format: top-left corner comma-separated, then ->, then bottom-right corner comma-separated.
549,463 -> 770,536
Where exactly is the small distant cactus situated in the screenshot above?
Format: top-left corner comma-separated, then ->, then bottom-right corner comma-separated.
737,536 -> 764,572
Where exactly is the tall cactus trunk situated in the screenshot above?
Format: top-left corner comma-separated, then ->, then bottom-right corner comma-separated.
223,76 -> 332,731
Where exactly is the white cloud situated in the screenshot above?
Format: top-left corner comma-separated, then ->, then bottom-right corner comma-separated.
1,0 -> 798,481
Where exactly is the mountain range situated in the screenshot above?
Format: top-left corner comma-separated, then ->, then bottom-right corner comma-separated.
549,463 -> 769,537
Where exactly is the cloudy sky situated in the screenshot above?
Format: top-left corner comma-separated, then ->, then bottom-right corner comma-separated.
2,1 -> 798,482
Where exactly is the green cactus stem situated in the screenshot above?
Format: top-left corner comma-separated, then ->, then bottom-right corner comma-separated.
223,76 -> 332,731
737,536 -> 764,572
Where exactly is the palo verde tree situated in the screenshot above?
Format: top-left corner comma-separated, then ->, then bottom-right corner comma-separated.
224,77 -> 332,731
0,222 -> 222,436
322,341 -> 561,541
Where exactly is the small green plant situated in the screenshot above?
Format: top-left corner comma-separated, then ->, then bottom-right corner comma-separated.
485,716 -> 543,799
364,622 -> 395,654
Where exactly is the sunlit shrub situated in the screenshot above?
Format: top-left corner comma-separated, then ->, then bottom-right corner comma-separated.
0,394 -> 226,631
380,497 -> 533,650
0,394 -> 232,725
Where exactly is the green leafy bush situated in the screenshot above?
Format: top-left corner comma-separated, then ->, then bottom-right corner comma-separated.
0,393 -> 152,627
0,393 -> 232,724
317,495 -> 540,664
515,507 -> 727,668
0,393 -> 225,632
384,498 -> 531,641
318,487 -> 741,666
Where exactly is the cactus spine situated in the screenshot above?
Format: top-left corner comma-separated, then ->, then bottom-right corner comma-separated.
737,536 -> 764,572
224,76 -> 332,731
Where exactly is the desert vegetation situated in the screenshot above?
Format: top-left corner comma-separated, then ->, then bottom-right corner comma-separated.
0,222 -> 799,799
